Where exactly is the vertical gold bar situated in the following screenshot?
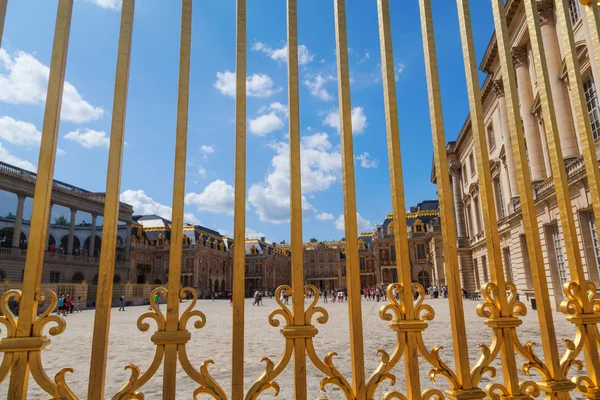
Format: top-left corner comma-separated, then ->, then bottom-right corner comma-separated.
231,0 -> 246,397
0,0 -> 7,50
418,0 -> 482,394
455,0 -> 521,394
489,0 -> 568,395
554,0 -> 600,383
87,2 -> 135,398
7,2 -> 73,398
287,1 -> 307,397
583,1 -> 600,76
162,0 -> 192,397
376,0 -> 422,397
332,1 -> 366,398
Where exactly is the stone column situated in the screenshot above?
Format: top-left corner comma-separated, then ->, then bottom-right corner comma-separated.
470,197 -> 480,234
125,223 -> 131,261
450,168 -> 467,239
512,46 -> 547,182
67,207 -> 76,255
46,203 -> 53,250
493,80 -> 519,198
89,214 -> 97,257
12,194 -> 25,249
500,162 -> 512,214
536,112 -> 553,175
538,0 -> 579,159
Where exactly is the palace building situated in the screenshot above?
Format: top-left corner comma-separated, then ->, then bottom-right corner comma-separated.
432,0 -> 600,309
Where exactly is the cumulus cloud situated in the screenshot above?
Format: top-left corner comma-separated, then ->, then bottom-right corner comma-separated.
316,212 -> 334,221
246,228 -> 267,240
0,143 -> 35,171
64,129 -> 110,149
185,179 -> 235,215
248,132 -> 341,223
200,145 -> 215,154
322,106 -> 367,134
334,213 -> 372,233
304,74 -> 335,101
355,152 -> 378,169
0,116 -> 41,146
120,189 -> 199,225
0,49 -> 104,123
198,166 -> 207,178
82,0 -> 121,10
214,71 -> 282,98
249,102 -> 288,136
253,42 -> 314,65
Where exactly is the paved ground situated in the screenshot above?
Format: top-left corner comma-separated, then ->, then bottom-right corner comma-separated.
0,296 -> 585,399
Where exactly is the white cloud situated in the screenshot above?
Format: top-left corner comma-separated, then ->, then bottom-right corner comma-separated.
200,145 -> 215,154
322,106 -> 367,134
246,228 -> 267,240
355,152 -> 378,169
0,49 -> 104,123
82,0 -> 121,10
334,213 -> 372,233
0,116 -> 41,146
185,179 -> 235,215
64,129 -> 110,149
248,132 -> 341,223
120,189 -> 199,224
253,42 -> 314,65
395,62 -> 406,82
0,143 -> 35,171
57,148 -> 66,156
316,212 -> 334,221
249,102 -> 288,136
304,74 -> 335,101
198,166 -> 207,178
214,71 -> 282,98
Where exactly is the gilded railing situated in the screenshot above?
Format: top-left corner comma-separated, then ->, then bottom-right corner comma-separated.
1,0 -> 600,399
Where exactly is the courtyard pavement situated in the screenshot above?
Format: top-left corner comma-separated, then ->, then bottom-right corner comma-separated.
0,296 -> 584,399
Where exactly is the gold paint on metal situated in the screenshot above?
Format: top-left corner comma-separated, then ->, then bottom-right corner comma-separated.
488,0 -> 575,398
456,0 -> 538,398
87,2 -> 135,398
113,3 -> 227,399
418,0 -> 486,398
231,0 -> 247,398
286,0 -> 308,397
332,0 -> 366,397
0,0 -> 7,50
5,2 -> 76,398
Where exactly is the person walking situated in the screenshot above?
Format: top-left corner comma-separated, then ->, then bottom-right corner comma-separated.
119,294 -> 126,311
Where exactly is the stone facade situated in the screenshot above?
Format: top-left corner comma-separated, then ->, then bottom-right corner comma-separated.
433,0 -> 600,309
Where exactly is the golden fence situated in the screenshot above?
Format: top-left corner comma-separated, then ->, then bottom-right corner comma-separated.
1,0 -> 600,399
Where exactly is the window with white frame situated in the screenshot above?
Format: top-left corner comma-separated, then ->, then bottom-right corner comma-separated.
588,212 -> 600,276
494,178 -> 505,219
552,225 -> 569,286
487,125 -> 496,150
583,76 -> 600,141
568,0 -> 581,26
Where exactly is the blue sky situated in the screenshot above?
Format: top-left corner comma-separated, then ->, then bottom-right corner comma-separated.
0,0 -> 494,243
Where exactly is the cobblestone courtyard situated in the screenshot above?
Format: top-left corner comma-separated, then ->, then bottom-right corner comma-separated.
0,297 -> 583,399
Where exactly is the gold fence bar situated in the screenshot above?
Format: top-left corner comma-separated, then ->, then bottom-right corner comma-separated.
231,0 -> 246,397
162,0 -> 192,397
489,0 -> 573,397
0,0 -> 7,49
455,0 -> 526,397
417,1 -> 485,398
583,1 -> 600,77
287,0 -> 308,397
376,0 -> 423,397
7,1 -> 74,398
555,0 -> 600,387
332,1 -> 366,398
87,2 -> 135,398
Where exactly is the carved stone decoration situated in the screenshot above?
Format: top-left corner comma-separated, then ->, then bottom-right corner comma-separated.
511,46 -> 528,68
536,0 -> 555,25
492,79 -> 505,97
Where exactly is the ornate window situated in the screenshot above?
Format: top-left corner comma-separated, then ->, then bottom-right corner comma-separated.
552,225 -> 569,286
417,244 -> 426,259
568,0 -> 580,26
588,212 -> 600,277
584,76 -> 600,141
487,125 -> 495,150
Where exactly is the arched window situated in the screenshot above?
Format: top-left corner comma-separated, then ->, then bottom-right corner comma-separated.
71,273 -> 84,283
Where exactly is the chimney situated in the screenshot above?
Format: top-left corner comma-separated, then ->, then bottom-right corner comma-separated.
261,236 -> 266,242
